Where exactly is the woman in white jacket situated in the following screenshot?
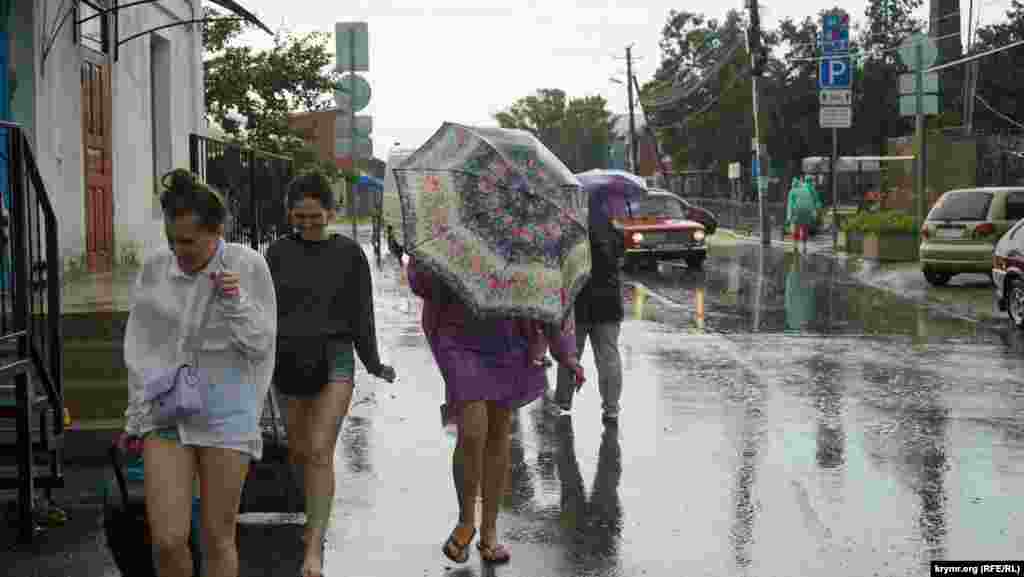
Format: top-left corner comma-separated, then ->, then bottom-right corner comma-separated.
123,169 -> 277,577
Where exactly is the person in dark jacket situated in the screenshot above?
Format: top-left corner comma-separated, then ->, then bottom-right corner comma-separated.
265,170 -> 396,577
555,214 -> 625,423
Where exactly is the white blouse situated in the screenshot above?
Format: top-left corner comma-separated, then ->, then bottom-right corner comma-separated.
123,240 -> 277,459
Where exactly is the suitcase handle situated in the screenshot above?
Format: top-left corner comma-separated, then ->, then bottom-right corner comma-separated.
107,445 -> 131,510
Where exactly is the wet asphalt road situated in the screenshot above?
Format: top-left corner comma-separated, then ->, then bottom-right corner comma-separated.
234,240 -> 1023,577
13,230 -> 1021,576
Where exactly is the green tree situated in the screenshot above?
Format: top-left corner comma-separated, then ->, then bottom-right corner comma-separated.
854,0 -> 924,155
642,9 -> 752,184
203,8 -> 340,159
758,16 -> 823,189
494,90 -> 614,172
972,0 -> 1024,133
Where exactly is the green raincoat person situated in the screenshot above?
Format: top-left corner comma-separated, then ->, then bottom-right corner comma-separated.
787,177 -> 818,242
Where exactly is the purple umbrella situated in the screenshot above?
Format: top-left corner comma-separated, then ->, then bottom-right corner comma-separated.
575,169 -> 649,226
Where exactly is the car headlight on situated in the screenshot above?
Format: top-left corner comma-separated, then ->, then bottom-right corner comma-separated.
632,232 -> 644,243
693,230 -> 705,242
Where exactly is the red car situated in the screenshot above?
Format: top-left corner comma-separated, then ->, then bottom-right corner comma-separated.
613,190 -> 708,271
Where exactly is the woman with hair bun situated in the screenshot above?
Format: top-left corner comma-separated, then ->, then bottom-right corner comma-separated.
123,168 -> 278,577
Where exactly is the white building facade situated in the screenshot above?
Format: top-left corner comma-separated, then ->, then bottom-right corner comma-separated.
6,0 -> 265,273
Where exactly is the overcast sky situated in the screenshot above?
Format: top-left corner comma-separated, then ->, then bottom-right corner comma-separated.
227,0 -> 1013,160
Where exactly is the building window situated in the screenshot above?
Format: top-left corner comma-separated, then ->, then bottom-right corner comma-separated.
151,34 -> 172,216
78,1 -> 110,54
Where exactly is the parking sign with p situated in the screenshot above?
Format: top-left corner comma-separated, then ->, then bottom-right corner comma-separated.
819,57 -> 851,89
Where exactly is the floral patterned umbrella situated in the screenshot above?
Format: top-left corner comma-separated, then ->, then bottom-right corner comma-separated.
394,122 -> 591,324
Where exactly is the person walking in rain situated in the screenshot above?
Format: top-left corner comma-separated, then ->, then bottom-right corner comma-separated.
124,169 -> 277,577
787,176 -> 818,252
555,209 -> 626,424
265,169 -> 396,577
406,256 -> 585,565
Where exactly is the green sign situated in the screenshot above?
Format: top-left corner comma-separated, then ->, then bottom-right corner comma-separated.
335,74 -> 371,113
899,94 -> 940,116
335,22 -> 368,72
897,33 -> 938,71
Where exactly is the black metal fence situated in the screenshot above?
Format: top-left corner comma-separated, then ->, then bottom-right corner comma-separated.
0,120 -> 64,543
189,135 -> 294,255
977,132 -> 1024,187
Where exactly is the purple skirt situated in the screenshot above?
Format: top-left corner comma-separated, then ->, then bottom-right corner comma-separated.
429,331 -> 547,424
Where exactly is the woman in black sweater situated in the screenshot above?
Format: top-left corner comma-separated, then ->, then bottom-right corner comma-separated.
265,170 -> 396,577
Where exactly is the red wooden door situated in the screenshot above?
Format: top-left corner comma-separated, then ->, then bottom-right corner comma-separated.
81,58 -> 113,273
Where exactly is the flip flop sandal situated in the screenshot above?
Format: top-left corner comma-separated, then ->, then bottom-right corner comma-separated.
477,542 -> 511,564
442,527 -> 476,564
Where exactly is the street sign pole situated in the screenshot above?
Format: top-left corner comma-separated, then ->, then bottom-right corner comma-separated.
832,127 -> 838,246
819,11 -> 852,250
915,39 -> 927,244
748,0 -> 769,246
349,31 -> 358,242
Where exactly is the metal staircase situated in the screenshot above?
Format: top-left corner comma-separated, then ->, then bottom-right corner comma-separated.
0,121 -> 65,543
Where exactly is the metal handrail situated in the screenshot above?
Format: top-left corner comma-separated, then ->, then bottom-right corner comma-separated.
2,120 -> 64,543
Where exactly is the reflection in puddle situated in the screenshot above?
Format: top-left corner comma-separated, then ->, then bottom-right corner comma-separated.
696,286 -> 705,331
627,245 -> 992,342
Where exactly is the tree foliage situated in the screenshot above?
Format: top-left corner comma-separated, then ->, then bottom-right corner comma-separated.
637,2 -> 957,194
494,90 -> 614,172
643,10 -> 753,178
972,0 -> 1024,133
203,7 -> 340,175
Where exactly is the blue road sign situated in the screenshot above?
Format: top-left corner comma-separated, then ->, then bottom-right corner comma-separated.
818,56 -> 851,88
821,13 -> 850,54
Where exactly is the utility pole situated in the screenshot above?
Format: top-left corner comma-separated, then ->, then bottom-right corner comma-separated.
963,0 -> 978,136
626,45 -> 638,174
632,74 -> 672,178
915,38 -> 928,235
748,0 -> 769,245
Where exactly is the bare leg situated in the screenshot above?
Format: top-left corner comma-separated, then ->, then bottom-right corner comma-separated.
480,404 -> 513,549
450,401 -> 488,549
285,378 -> 355,577
453,427 -> 465,524
196,446 -> 250,577
144,437 -> 196,577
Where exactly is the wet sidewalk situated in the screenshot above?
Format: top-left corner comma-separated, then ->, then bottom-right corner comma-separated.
7,234 -> 1023,576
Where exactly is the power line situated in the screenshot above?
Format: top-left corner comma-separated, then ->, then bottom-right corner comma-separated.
646,68 -> 750,130
975,94 -> 1024,131
644,36 -> 745,110
657,30 -> 744,87
926,36 -> 1024,73
785,30 -> 963,62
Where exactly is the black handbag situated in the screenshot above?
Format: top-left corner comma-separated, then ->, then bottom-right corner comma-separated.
273,335 -> 331,397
